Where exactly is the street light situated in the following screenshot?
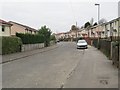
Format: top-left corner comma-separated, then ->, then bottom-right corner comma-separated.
95,4 -> 100,23
95,3 -> 100,49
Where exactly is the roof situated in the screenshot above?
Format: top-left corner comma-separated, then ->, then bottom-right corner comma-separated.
0,19 -> 12,26
9,21 -> 37,31
105,17 -> 120,24
55,32 -> 66,35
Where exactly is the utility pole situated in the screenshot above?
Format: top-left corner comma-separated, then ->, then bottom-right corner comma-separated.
76,21 -> 78,40
118,18 -> 120,67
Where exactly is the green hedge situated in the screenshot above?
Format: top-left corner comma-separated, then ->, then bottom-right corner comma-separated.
50,35 -> 56,41
2,36 -> 22,55
16,33 -> 44,44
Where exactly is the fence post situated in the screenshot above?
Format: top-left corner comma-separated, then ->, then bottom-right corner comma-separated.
111,42 -> 114,60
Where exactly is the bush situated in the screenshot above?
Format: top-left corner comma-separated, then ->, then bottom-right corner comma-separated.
50,35 -> 56,41
2,36 -> 22,55
16,33 -> 44,44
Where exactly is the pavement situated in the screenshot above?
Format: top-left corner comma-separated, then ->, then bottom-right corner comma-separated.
2,42 -> 118,88
2,44 -> 58,64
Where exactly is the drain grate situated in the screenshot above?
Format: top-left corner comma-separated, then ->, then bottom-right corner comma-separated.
97,76 -> 109,85
99,79 -> 108,85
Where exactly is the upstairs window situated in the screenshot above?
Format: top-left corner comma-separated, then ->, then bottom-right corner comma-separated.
2,25 -> 5,32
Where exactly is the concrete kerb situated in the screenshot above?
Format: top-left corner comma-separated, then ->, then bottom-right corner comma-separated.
1,45 -> 58,64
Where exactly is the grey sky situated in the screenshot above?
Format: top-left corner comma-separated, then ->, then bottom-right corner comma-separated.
1,0 -> 119,33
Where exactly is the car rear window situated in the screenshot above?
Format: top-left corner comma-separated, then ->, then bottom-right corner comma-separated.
78,40 -> 86,43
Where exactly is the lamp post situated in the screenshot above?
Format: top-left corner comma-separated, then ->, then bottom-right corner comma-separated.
95,4 -> 100,24
95,3 -> 100,49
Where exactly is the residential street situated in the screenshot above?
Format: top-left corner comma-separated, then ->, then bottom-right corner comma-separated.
2,42 -> 118,88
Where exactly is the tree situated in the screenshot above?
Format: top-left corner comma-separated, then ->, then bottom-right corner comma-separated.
93,22 -> 98,26
50,34 -> 56,41
71,25 -> 77,30
38,25 -> 51,47
84,22 -> 91,28
98,18 -> 107,24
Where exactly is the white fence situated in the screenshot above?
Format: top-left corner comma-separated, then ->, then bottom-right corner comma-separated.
22,43 -> 44,52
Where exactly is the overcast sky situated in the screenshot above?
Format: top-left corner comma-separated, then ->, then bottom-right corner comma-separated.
1,0 -> 119,33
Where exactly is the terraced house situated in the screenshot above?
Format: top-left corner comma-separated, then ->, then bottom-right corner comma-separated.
105,17 -> 119,40
0,19 -> 12,36
9,21 -> 38,36
55,17 -> 120,42
0,19 -> 38,36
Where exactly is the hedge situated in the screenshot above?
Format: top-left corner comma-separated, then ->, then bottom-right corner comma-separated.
16,33 -> 44,44
2,36 -> 22,55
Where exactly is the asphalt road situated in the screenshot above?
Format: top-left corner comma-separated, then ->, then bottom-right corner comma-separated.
2,42 -> 118,88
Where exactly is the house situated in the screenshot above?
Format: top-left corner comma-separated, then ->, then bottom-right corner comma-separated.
55,32 -> 66,40
78,28 -> 88,38
87,17 -> 120,39
9,21 -> 38,36
0,19 -> 12,36
88,23 -> 106,38
105,17 -> 120,39
55,17 -> 120,41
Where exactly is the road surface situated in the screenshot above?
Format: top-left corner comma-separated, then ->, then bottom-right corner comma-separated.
2,42 -> 118,88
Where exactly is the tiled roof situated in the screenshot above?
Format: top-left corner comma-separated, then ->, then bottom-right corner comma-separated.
9,21 -> 37,31
0,19 -> 12,25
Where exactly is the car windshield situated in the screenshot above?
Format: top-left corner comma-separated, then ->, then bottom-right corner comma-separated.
78,40 -> 86,43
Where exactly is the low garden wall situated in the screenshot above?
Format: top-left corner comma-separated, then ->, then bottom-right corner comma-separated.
22,43 -> 44,52
22,41 -> 56,52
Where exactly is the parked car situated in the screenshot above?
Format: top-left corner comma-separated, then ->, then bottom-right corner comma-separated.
77,39 -> 88,49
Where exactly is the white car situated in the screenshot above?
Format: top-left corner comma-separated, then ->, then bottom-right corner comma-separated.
77,40 -> 88,49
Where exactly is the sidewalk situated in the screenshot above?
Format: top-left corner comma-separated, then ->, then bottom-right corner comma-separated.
64,46 -> 118,88
2,45 -> 58,64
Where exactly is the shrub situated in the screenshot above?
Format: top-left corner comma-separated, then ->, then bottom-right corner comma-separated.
50,35 -> 56,41
16,33 -> 44,44
2,36 -> 22,55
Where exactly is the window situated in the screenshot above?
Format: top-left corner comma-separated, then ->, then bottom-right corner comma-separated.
25,28 -> 28,33
30,30 -> 32,34
2,25 -> 5,32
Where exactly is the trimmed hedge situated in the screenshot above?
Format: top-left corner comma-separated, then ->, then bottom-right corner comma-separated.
16,33 -> 44,44
2,36 -> 22,55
